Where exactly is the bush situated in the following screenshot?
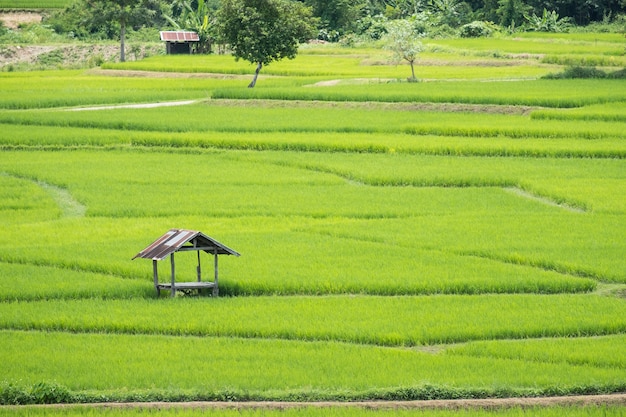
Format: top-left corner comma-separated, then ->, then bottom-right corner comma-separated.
317,28 -> 341,42
0,382 -> 30,405
524,8 -> 571,32
29,382 -> 72,404
0,381 -> 72,405
355,14 -> 388,40
543,66 -> 620,79
459,21 -> 498,37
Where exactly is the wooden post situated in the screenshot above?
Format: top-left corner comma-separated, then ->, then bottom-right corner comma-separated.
170,253 -> 176,297
197,250 -> 202,282
153,259 -> 160,296
213,249 -> 219,297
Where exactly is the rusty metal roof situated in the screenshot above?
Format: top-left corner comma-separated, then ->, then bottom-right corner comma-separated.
133,229 -> 240,261
159,31 -> 200,42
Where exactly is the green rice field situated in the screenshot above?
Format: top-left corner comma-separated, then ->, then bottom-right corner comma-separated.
0,33 -> 625,415
0,0 -> 68,8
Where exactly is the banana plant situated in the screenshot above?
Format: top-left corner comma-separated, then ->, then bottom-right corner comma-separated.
164,0 -> 213,53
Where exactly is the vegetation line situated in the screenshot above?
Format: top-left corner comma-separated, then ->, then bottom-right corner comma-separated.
2,393 -> 625,410
457,251 -> 604,282
504,187 -> 587,213
66,100 -> 200,112
0,258 -> 132,280
0,172 -> 85,218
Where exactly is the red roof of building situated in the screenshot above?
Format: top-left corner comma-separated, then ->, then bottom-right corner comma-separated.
159,31 -> 200,42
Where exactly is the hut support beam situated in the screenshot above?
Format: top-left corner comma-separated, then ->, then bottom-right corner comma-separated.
197,250 -> 202,282
213,249 -> 219,297
170,253 -> 176,297
153,260 -> 159,296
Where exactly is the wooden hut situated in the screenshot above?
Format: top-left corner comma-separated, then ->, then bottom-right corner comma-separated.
133,229 -> 240,297
160,31 -> 200,54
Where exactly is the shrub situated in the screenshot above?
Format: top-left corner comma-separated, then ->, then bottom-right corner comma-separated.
524,8 -> 571,32
0,382 -> 29,405
544,66 -> 609,79
458,21 -> 498,37
0,381 -> 73,405
29,382 -> 72,404
607,67 -> 626,79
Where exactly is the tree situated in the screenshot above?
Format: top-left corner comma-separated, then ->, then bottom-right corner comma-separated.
383,19 -> 422,82
86,0 -> 164,61
215,0 -> 317,88
497,0 -> 531,27
304,0 -> 368,34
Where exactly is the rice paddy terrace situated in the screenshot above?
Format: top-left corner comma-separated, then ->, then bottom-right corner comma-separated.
0,32 -> 625,416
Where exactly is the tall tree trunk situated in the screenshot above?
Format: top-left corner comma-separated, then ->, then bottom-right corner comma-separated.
248,62 -> 263,88
120,21 -> 126,62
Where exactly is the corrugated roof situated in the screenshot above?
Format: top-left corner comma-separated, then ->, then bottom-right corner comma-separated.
160,31 -> 200,42
133,229 -> 240,261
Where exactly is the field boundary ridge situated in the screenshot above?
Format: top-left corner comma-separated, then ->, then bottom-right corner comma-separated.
4,393 -> 625,411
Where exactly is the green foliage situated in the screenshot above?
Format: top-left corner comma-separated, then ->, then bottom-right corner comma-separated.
0,381 -> 72,405
215,0 -> 317,86
524,8 -> 571,32
459,20 -> 498,37
543,66 -> 626,79
304,0 -> 369,34
429,0 -> 474,27
0,22 -> 63,44
497,0 -> 531,28
383,18 -> 423,81
43,0 -> 165,50
164,0 -> 214,53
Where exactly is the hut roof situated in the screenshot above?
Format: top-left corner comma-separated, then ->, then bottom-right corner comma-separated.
133,229 -> 240,261
159,31 -> 200,42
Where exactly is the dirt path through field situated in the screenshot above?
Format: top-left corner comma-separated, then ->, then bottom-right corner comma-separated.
9,394 -> 626,411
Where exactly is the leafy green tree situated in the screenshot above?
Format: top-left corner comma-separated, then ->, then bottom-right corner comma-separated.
215,0 -> 317,88
429,0 -> 473,26
304,0 -> 369,34
46,0 -> 165,57
383,19 -> 423,82
384,0 -> 427,17
497,0 -> 531,27
87,0 -> 164,61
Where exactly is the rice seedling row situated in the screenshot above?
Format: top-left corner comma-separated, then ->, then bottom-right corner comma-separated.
2,69 -> 625,111
2,101 -> 626,142
2,124 -> 625,159
0,0 -> 68,7
448,334 -> 626,369
0,329 -> 624,400
1,295 -> 624,345
103,54 -> 552,79
211,79 -> 626,108
0,72 -> 240,110
0,262 -> 151,301
427,36 -> 626,56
